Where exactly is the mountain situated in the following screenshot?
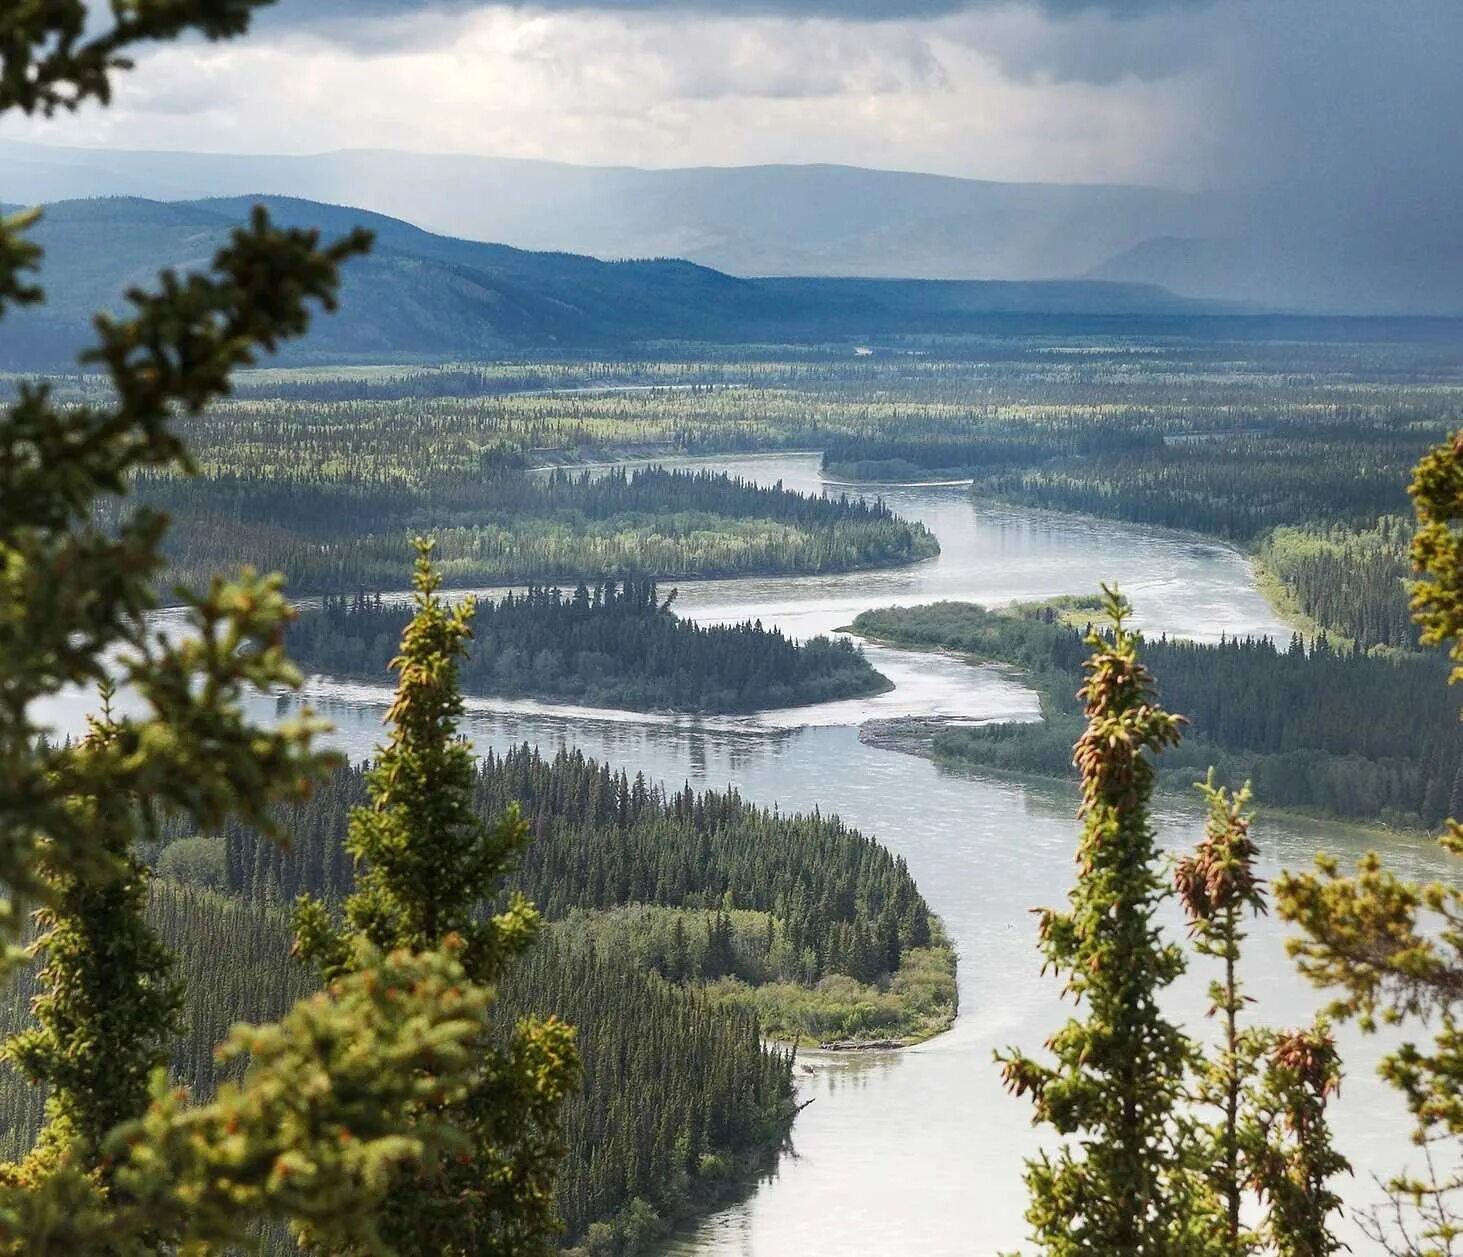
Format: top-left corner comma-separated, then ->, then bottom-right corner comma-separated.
0,139 -> 1241,283
0,194 -> 1225,367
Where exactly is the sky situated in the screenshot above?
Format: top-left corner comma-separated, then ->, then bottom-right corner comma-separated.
7,0 -> 1459,199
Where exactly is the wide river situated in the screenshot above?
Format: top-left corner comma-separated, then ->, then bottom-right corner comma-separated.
35,452 -> 1453,1254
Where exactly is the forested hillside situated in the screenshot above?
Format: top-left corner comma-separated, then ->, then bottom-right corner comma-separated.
288,580 -> 888,712
0,195 -> 1222,368
2,745 -> 953,1251
854,601 -> 1463,829
0,884 -> 796,1254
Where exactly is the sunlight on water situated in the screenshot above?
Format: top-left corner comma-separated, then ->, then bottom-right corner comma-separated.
31,453 -> 1449,1257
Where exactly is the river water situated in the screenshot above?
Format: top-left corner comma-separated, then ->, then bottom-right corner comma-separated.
33,452 -> 1452,1254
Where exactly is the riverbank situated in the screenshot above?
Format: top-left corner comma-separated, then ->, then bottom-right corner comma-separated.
856,716 -> 1434,844
848,600 -> 1458,835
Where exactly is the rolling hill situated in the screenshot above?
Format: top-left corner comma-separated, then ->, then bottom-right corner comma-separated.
0,194 -> 1224,367
0,139 -> 1239,282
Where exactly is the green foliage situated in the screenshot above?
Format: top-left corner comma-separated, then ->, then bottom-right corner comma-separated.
856,600 -> 1463,828
1259,519 -> 1415,651
1176,780 -> 1347,1256
1241,1027 -> 1349,1257
226,744 -> 939,990
289,579 -> 888,714
293,542 -> 577,1256
2,697 -> 184,1169
1175,777 -> 1270,1252
1000,593 -> 1349,1256
1413,431 -> 1463,690
0,7 -> 551,1252
1275,426 -> 1463,1254
0,941 -> 495,1257
997,587 -> 1203,1256
132,464 -> 937,596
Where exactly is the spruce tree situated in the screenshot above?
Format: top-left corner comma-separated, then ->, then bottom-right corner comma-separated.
1175,775 -> 1269,1254
998,586 -> 1206,1257
0,5 -> 512,1251
1276,428 -> 1463,1254
294,540 -> 578,1256
1177,777 -> 1347,1257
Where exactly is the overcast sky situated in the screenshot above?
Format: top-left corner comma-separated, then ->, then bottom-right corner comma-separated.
5,0 -> 1458,198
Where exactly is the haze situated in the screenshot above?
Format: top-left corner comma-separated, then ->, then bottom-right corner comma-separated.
3,0 -> 1459,310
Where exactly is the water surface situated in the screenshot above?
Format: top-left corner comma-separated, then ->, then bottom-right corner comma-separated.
33,453 -> 1448,1255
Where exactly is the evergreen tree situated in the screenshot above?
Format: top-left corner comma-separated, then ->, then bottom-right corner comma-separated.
998,586 -> 1206,1257
0,6 -> 503,1251
2,689 -> 184,1176
1176,777 -> 1347,1257
294,540 -> 578,1256
1276,428 -> 1463,1255
1175,775 -> 1269,1254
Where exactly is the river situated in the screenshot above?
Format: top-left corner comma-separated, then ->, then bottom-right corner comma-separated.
33,451 -> 1453,1254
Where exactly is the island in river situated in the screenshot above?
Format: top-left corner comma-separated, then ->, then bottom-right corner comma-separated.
851,599 -> 1462,833
288,578 -> 893,714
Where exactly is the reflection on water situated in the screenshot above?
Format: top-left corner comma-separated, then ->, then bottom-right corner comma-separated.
31,453 -> 1451,1257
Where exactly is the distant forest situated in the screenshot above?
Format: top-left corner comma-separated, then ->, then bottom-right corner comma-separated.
820,406 -> 1448,651
131,465 -> 937,596
287,578 -> 888,713
855,601 -> 1463,829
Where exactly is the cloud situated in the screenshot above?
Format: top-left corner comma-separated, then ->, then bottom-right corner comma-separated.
259,0 -> 1211,35
7,7 -> 1197,186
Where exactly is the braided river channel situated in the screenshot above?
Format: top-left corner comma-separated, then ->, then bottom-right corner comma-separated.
37,451 -> 1454,1254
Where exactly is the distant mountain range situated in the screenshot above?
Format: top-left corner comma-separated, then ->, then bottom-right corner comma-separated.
0,139 -> 1242,283
0,194 -> 1233,366
3,140 -> 1456,314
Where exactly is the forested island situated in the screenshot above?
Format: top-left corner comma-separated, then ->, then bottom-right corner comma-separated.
2,747 -> 954,1254
136,463 -> 938,596
288,579 -> 890,713
853,600 -> 1463,830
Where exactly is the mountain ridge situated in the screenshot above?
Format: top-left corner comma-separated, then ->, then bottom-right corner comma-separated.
0,193 -> 1232,367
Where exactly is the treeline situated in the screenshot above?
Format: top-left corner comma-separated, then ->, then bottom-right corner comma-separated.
211,745 -> 939,988
966,423 -> 1431,542
1259,520 -> 1415,650
820,413 -> 1443,648
821,423 -> 1164,481
854,602 -> 1463,829
288,580 -> 887,713
131,465 -> 937,596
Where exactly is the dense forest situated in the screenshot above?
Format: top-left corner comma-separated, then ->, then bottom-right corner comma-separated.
1257,520 -> 1415,650
103,339 -> 1459,646
203,745 -> 947,1002
128,465 -> 937,595
854,601 -> 1463,829
893,419 -> 1435,648
0,884 -> 796,1254
287,579 -> 889,712
821,423 -> 1165,481
1,745 -> 954,1250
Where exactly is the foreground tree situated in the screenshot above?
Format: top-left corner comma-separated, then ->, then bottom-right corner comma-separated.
1178,779 -> 1347,1257
0,4 -> 526,1251
295,543 -> 578,1255
1003,589 -> 1348,1257
1275,429 -> 1463,1256
1175,776 -> 1270,1254
997,586 -> 1206,1256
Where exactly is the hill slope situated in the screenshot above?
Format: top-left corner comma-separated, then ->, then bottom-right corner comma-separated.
0,194 -> 1220,366
0,140 -> 1239,282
